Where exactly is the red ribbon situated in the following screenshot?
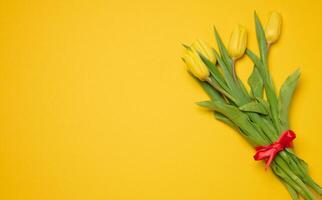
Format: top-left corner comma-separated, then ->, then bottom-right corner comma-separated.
254,130 -> 296,170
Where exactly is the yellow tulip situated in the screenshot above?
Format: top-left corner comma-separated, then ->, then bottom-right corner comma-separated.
265,12 -> 282,44
228,25 -> 247,60
191,39 -> 217,64
183,47 -> 210,81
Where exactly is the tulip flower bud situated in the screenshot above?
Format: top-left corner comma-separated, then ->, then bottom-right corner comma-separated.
265,12 -> 282,44
228,25 -> 247,60
183,48 -> 210,81
191,39 -> 217,64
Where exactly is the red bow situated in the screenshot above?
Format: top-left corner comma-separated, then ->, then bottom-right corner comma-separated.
254,130 -> 296,170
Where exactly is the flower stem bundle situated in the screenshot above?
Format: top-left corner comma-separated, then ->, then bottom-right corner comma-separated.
182,12 -> 322,200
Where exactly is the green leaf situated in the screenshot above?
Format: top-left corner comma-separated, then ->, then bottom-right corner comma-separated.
255,97 -> 271,116
239,101 -> 268,115
213,49 -> 241,103
246,49 -> 263,69
196,100 -> 217,109
196,100 -> 266,145
198,53 -> 229,92
248,66 -> 263,98
195,77 -> 226,103
213,30 -> 251,103
278,69 -> 301,129
213,112 -> 240,131
252,13 -> 281,131
213,27 -> 232,72
261,117 -> 278,137
238,79 -> 250,98
254,12 -> 268,63
208,77 -> 238,103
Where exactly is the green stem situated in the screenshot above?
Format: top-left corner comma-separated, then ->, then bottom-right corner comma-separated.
303,176 -> 322,195
271,163 -> 301,200
275,156 -> 316,200
282,181 -> 300,200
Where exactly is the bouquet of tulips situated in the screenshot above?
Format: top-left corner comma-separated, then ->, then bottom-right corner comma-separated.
182,12 -> 322,200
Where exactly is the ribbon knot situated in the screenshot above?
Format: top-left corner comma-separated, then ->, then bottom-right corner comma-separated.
253,130 -> 296,170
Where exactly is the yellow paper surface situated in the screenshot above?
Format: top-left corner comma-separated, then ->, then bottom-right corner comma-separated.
0,0 -> 321,199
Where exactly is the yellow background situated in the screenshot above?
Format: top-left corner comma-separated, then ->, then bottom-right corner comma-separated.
0,0 -> 321,199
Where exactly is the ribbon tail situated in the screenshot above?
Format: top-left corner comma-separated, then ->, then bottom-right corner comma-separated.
254,147 -> 273,161
265,152 -> 276,170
